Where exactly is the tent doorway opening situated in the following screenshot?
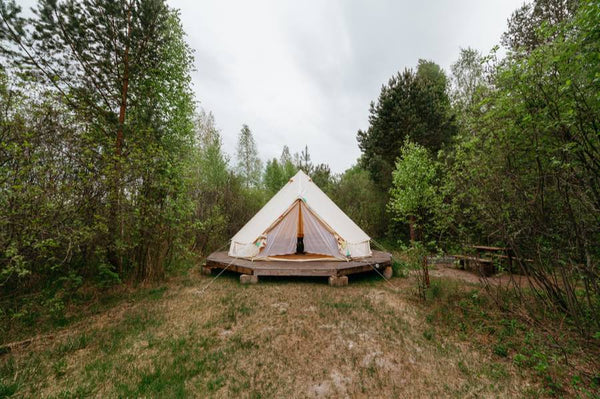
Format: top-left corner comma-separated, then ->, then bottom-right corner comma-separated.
259,199 -> 343,261
296,237 -> 304,254
295,200 -> 305,254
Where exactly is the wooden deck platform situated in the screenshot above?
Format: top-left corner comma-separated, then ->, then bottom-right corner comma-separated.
205,250 -> 392,278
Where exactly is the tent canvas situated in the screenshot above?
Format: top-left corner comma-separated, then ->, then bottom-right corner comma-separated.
228,170 -> 372,260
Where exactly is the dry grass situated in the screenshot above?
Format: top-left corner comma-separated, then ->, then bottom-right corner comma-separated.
0,269 -> 596,398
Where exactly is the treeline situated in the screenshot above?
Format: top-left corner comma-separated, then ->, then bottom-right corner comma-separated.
0,0 -> 263,295
357,0 -> 599,335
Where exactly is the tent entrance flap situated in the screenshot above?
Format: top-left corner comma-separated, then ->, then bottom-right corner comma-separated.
300,202 -> 341,259
256,200 -> 343,259
258,202 -> 299,257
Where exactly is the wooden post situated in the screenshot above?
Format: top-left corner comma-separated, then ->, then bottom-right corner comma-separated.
383,266 -> 392,279
240,274 -> 258,284
328,275 -> 348,287
298,200 -> 304,238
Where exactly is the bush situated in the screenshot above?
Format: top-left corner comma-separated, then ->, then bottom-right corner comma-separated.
391,260 -> 409,278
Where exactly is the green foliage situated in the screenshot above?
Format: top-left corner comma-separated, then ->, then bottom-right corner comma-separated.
391,260 -> 409,278
188,110 -> 231,255
188,112 -> 267,256
450,47 -> 485,110
388,141 -> 439,225
263,158 -> 289,195
421,279 -> 597,395
279,145 -> 296,175
426,280 -> 443,300
357,60 -> 456,190
0,1 -> 199,292
501,0 -> 579,52
328,166 -> 386,238
235,124 -> 263,188
439,0 -> 600,334
310,163 -> 332,192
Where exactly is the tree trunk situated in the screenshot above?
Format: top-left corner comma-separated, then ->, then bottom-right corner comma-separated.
422,255 -> 430,288
108,6 -> 132,274
409,215 -> 416,242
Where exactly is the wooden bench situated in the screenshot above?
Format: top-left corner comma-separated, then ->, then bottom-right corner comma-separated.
472,246 -> 536,274
452,246 -> 534,277
475,246 -> 513,275
453,254 -> 495,277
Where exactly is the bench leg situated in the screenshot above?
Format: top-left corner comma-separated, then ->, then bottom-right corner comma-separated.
478,262 -> 495,277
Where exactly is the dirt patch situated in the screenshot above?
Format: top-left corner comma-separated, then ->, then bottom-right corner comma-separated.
427,266 -> 537,288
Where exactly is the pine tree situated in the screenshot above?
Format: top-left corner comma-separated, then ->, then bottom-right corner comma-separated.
280,145 -> 292,165
279,145 -> 297,182
299,145 -> 312,174
357,60 -> 456,190
235,124 -> 262,188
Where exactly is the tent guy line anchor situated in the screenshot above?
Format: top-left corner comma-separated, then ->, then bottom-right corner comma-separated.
368,238 -> 407,293
368,262 -> 401,293
195,259 -> 236,297
195,239 -> 234,297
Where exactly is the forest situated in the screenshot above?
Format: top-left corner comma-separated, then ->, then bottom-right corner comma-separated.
0,0 -> 599,397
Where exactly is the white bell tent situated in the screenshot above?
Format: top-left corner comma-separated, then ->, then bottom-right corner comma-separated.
228,170 -> 372,260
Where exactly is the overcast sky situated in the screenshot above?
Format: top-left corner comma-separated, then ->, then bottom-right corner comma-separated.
168,0 -> 524,173
15,0 -> 524,173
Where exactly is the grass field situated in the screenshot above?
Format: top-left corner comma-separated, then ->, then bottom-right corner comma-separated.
1,268 -> 598,398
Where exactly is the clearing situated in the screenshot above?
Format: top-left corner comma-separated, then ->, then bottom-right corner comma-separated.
1,268 -> 596,398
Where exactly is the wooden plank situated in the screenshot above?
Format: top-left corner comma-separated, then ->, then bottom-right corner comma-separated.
205,260 -> 254,276
452,255 -> 493,263
254,269 -> 334,277
471,245 -> 508,251
337,265 -> 376,276
205,251 -> 392,278
493,254 -> 533,262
